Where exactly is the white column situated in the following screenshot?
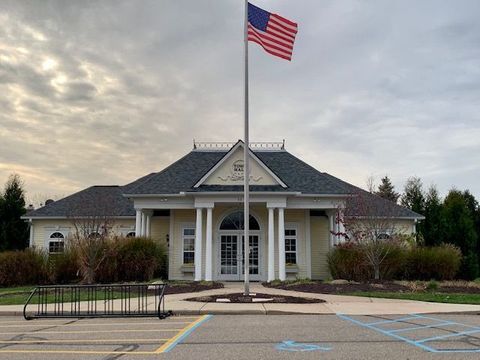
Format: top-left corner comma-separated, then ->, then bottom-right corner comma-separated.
135,210 -> 142,237
140,211 -> 146,237
195,208 -> 203,281
328,213 -> 335,246
145,212 -> 151,237
29,220 -> 34,248
267,207 -> 275,282
338,209 -> 345,243
278,207 -> 286,281
205,207 -> 213,281
305,209 -> 312,279
168,210 -> 174,280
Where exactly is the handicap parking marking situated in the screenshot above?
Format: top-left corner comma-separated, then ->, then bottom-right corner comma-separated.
338,313 -> 480,353
0,315 -> 212,356
276,340 -> 332,352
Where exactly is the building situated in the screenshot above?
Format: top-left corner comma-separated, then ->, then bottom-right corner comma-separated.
24,140 -> 423,281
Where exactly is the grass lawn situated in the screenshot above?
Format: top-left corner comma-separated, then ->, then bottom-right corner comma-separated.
0,281 -> 223,306
346,291 -> 480,305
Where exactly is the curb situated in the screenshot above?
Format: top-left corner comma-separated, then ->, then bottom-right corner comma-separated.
1,309 -> 479,317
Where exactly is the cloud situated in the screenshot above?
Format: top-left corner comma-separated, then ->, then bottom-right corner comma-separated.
0,0 -> 479,201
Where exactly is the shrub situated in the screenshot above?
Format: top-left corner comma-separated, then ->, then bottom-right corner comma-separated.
404,244 -> 462,280
48,246 -> 81,284
0,248 -> 49,286
426,279 -> 439,291
116,237 -> 167,282
327,241 -> 406,281
91,236 -> 168,283
327,242 -> 369,281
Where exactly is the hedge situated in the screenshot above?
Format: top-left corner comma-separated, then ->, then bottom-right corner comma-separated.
0,236 -> 168,286
328,242 -> 462,281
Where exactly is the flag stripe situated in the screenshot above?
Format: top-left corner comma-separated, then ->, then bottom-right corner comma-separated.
270,13 -> 297,28
247,34 -> 292,59
248,27 -> 293,54
270,15 -> 298,33
247,37 -> 292,61
266,25 -> 296,42
248,25 -> 293,50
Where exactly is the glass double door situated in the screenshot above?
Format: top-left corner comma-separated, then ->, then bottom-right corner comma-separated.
219,233 -> 260,281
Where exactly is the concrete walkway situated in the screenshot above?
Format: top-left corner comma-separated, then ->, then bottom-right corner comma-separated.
2,282 -> 480,316
163,282 -> 480,315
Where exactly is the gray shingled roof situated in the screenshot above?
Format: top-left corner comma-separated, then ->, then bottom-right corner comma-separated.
25,186 -> 135,218
123,149 -> 349,195
25,147 -> 423,219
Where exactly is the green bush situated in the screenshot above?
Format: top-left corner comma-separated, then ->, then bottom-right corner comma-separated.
48,246 -> 81,284
327,242 -> 369,281
116,237 -> 167,282
0,248 -> 49,286
404,244 -> 462,280
327,241 -> 406,281
94,236 -> 168,283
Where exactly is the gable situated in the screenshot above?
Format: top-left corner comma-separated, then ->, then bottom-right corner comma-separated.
194,143 -> 287,188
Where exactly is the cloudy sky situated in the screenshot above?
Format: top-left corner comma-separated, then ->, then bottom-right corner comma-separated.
1,0 -> 480,203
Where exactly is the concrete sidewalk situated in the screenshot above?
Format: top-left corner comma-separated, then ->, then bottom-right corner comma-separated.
2,282 -> 480,316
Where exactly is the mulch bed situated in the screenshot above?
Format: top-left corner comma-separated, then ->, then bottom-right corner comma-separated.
186,292 -> 324,303
164,282 -> 224,295
264,281 -> 480,294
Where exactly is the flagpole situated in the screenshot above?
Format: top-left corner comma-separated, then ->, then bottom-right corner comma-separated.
243,0 -> 250,296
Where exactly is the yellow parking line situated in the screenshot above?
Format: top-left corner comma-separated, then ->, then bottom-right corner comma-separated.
0,338 -> 169,344
0,321 -> 191,328
156,315 -> 211,353
0,350 -> 161,355
0,328 -> 183,335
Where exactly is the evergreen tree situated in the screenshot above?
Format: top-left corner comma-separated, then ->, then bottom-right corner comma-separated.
442,189 -> 479,279
423,185 -> 444,246
0,174 -> 29,250
376,176 -> 400,203
401,177 -> 426,242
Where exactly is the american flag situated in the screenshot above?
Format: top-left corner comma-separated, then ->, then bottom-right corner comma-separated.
248,2 -> 298,61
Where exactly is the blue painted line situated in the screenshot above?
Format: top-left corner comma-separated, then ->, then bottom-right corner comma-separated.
389,321 -> 456,333
337,314 -> 435,353
417,329 -> 480,344
337,313 -> 480,353
161,314 -> 213,353
367,315 -> 420,326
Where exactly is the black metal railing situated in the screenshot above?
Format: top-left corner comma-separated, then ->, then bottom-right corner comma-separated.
23,283 -> 171,320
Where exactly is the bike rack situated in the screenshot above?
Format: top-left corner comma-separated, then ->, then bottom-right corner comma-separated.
23,283 -> 172,320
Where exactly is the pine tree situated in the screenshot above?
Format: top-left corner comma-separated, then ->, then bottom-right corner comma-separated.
0,174 -> 29,250
376,176 -> 400,203
401,177 -> 426,242
442,189 -> 479,280
423,185 -> 444,246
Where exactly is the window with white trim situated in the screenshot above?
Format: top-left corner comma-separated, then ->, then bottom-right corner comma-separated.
285,228 -> 297,265
182,227 -> 195,264
49,232 -> 65,254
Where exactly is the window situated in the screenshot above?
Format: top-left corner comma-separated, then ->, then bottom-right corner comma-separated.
219,211 -> 260,230
285,228 -> 297,265
183,227 -> 195,264
49,232 -> 65,254
126,231 -> 136,238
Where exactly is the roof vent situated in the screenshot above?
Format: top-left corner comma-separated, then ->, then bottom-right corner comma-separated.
45,199 -> 55,205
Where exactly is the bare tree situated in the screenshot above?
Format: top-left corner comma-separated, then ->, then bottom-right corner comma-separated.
333,188 -> 409,280
66,193 -> 117,284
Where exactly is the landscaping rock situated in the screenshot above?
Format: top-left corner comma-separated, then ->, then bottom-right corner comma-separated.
331,279 -> 349,285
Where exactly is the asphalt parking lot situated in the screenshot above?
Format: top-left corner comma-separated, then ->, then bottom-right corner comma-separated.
0,314 -> 478,359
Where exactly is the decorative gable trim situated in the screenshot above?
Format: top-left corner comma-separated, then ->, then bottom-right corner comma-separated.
193,141 -> 288,188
